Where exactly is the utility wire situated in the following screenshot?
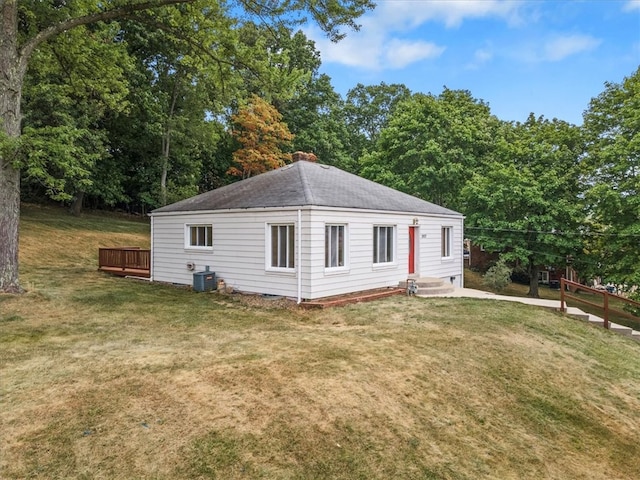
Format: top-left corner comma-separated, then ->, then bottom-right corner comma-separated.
464,226 -> 640,238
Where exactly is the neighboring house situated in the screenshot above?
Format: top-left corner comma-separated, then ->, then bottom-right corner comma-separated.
467,241 -> 578,288
467,242 -> 497,271
150,155 -> 464,301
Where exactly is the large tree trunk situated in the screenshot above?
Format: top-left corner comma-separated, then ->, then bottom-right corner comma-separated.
527,259 -> 540,298
0,1 -> 26,293
1,0 -> 197,293
70,190 -> 85,216
0,160 -> 22,293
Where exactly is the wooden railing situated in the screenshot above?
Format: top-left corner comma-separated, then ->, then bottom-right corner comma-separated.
98,247 -> 150,277
560,278 -> 640,329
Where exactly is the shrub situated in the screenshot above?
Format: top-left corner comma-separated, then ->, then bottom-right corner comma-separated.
623,290 -> 640,317
483,259 -> 512,291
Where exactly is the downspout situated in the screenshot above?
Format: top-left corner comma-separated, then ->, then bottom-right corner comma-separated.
150,214 -> 154,282
460,217 -> 464,288
297,209 -> 302,304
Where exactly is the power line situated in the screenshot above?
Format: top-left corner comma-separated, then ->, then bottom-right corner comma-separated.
464,226 -> 640,238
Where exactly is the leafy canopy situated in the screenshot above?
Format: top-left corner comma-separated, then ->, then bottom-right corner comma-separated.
228,94 -> 294,179
582,67 -> 640,287
462,115 -> 585,297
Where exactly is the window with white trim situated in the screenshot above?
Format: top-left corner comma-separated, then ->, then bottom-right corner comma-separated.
186,224 -> 213,249
441,226 -> 452,258
269,224 -> 295,270
325,224 -> 346,268
373,225 -> 395,264
538,271 -> 549,284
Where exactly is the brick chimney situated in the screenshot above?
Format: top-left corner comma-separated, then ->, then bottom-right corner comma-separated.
292,151 -> 318,163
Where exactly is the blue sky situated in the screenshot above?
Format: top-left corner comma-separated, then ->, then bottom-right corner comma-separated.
304,0 -> 640,125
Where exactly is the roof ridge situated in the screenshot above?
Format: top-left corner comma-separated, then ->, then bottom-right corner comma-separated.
296,161 -> 315,205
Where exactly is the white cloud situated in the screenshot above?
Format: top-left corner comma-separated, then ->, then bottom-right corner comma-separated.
513,33 -> 602,63
466,47 -> 494,70
542,34 -> 602,61
384,39 -> 446,68
376,0 -> 524,29
307,25 -> 384,69
623,0 -> 640,11
307,24 -> 445,70
307,0 -> 525,71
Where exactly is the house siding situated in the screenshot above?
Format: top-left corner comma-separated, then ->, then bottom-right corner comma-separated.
152,209 -> 311,298
305,208 -> 463,298
152,206 -> 463,300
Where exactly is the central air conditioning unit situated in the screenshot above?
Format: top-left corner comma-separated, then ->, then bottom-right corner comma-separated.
193,266 -> 216,292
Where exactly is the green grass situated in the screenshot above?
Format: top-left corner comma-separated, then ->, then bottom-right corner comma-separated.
464,268 -> 640,331
1,205 -> 639,479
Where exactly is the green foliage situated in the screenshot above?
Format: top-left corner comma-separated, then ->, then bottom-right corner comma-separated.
463,115 -> 585,296
236,23 -> 311,105
283,73 -> 353,169
344,82 -> 412,166
582,67 -> 640,286
483,258 -> 512,291
623,291 -> 640,317
20,22 -> 133,204
256,28 -> 346,167
361,88 -> 499,210
0,130 -> 20,168
7,0 -> 374,212
20,126 -> 98,201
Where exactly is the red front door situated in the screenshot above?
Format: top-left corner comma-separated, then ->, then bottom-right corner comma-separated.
408,227 -> 416,274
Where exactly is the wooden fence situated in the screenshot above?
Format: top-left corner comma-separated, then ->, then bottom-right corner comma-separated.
98,247 -> 151,278
560,278 -> 640,329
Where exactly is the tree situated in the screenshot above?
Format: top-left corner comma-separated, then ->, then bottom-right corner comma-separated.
20,21 -> 133,214
0,0 -> 374,292
285,73 -> 353,170
227,94 -> 294,179
581,67 -> 640,289
361,88 -> 499,210
275,32 -> 352,169
344,82 -> 411,164
462,116 -> 585,297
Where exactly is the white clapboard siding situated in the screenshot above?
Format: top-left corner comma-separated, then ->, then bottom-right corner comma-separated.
151,206 -> 463,300
304,208 -> 463,298
152,208 -> 309,298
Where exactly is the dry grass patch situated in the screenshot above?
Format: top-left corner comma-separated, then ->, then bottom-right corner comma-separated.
1,206 -> 639,479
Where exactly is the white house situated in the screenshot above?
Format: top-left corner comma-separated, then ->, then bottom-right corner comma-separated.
150,156 -> 464,301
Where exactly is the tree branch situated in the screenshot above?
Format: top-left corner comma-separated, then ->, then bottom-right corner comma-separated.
20,0 -> 196,61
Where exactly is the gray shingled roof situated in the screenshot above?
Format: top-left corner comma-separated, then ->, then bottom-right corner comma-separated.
152,161 -> 462,216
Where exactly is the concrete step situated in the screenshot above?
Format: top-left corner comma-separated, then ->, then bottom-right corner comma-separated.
400,277 -> 448,288
400,277 -> 455,296
571,312 -> 640,341
609,322 -> 634,336
586,316 -> 605,328
416,285 -> 456,295
565,307 -> 591,321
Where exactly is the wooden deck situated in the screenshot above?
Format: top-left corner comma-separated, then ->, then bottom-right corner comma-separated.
300,288 -> 404,309
98,247 -> 151,278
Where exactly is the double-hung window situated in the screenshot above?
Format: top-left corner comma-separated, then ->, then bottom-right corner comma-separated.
325,224 -> 346,269
269,224 -> 295,270
373,225 -> 395,264
186,224 -> 213,249
441,226 -> 452,258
